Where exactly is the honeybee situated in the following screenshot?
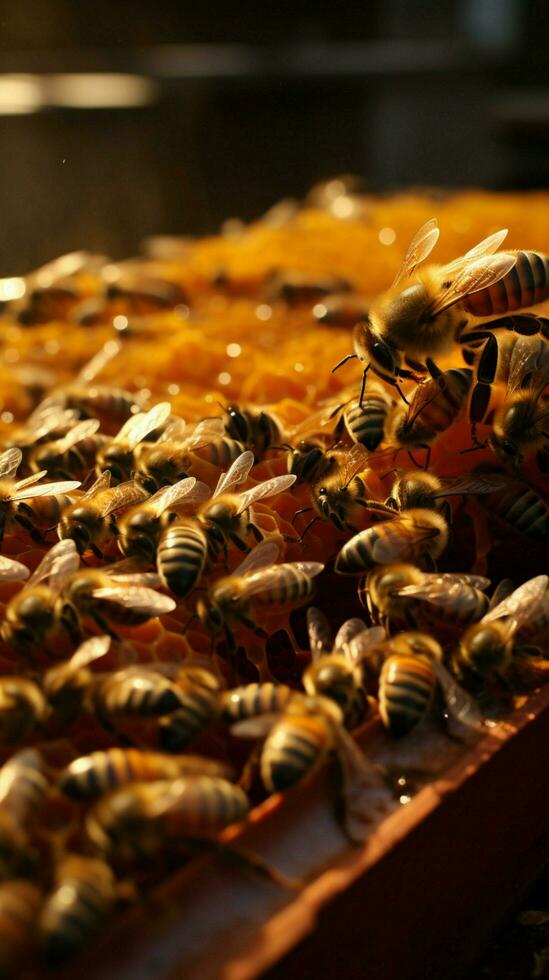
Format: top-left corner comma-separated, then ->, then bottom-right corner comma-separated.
58,747 -> 230,800
58,470 -> 148,558
0,555 -> 29,583
133,416 -> 233,492
43,635 -> 111,723
0,448 -> 80,544
286,439 -> 335,485
89,665 -> 192,728
38,854 -> 116,966
335,508 -> 448,575
219,682 -> 295,723
117,477 -> 209,562
1,539 -> 80,652
86,776 -> 250,861
36,339 -> 144,430
156,666 -> 221,750
342,385 -> 395,452
362,564 -> 490,633
0,749 -> 49,875
301,444 -> 373,536
384,361 -> 473,466
105,272 -> 187,312
2,404 -> 78,467
95,402 -> 172,484
28,418 -> 106,482
473,471 -> 548,540
0,879 -> 43,976
57,563 -> 175,641
377,632 -> 483,737
312,292 -> 370,327
333,220 -> 548,401
0,677 -> 48,743
196,540 -> 324,651
232,694 -> 388,842
456,574 -> 549,681
0,250 -> 104,324
488,334 -> 549,466
223,403 -> 283,459
266,270 -> 351,306
157,452 -> 295,597
303,608 -> 383,728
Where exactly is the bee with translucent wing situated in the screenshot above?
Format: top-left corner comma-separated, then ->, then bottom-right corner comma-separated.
0,447 -> 80,544
232,693 -> 389,843
377,632 -> 484,738
157,451 -> 295,597
395,571 -> 491,630
303,607 -> 382,728
456,574 -> 549,681
196,539 -> 324,651
58,470 -> 148,558
133,415 -> 239,492
1,539 -> 80,651
95,402 -> 172,484
43,635 -> 111,723
118,476 -> 210,561
28,418 -> 105,483
335,508 -> 448,575
333,220 -> 548,404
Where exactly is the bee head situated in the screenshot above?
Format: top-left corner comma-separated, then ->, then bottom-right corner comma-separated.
353,320 -> 401,383
490,431 -> 522,466
98,446 -> 131,484
225,404 -> 249,443
463,625 -> 509,675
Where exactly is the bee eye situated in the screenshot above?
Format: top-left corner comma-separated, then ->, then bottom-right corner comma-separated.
501,440 -> 518,457
73,524 -> 90,543
372,342 -> 395,372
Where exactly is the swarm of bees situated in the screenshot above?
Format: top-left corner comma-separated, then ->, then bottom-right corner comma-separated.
0,191 -> 546,973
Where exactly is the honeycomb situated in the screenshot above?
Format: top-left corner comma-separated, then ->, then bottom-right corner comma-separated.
0,184 -> 547,971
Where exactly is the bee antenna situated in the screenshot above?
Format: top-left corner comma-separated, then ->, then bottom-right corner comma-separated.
331,353 -> 358,374
460,444 -> 488,455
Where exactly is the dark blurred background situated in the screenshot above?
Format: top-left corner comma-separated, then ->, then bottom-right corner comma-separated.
0,0 -> 548,271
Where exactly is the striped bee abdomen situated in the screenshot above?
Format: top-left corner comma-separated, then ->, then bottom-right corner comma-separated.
379,654 -> 435,736
260,716 -> 328,791
219,682 -> 294,723
157,522 -> 207,597
464,251 -> 549,317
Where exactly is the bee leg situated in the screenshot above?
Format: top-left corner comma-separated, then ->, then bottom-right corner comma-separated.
235,612 -> 268,640
59,605 -> 82,646
90,611 -> 119,641
440,500 -> 452,525
91,543 -> 105,560
219,842 -> 304,892
291,506 -> 313,527
246,522 -> 263,543
393,381 -> 410,406
238,743 -> 261,792
229,533 -> 248,552
14,508 -> 42,542
297,516 -> 321,542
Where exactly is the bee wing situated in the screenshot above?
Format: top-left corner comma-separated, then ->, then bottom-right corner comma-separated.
345,626 -> 386,665
171,755 -> 234,780
333,724 -> 386,843
442,229 -> 509,275
397,575 -> 489,607
427,253 -> 517,318
232,539 -> 281,576
68,635 -> 111,672
489,579 -> 515,610
239,561 -> 324,599
101,481 -> 148,517
12,471 -> 48,491
371,519 -> 438,564
431,660 -> 485,734
306,607 -> 332,660
113,402 -> 171,450
338,444 -> 371,488
91,585 -> 176,615
75,339 -> 121,385
10,479 -> 81,502
171,481 -> 211,510
83,470 -> 111,500
481,575 -> 548,627
26,406 -> 77,441
55,418 -> 100,452
0,555 -> 30,582
27,539 -> 80,589
236,474 -> 297,513
146,477 -> 198,518
213,450 -> 255,497
434,473 -> 509,497
31,249 -> 99,285
0,448 -> 22,479
391,218 -> 440,288
506,334 -> 549,396
177,417 -> 226,450
230,714 -> 279,739
333,617 -> 369,654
